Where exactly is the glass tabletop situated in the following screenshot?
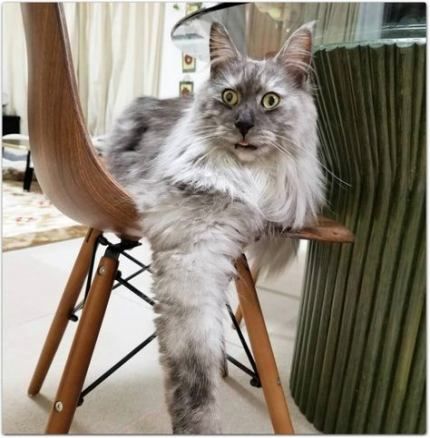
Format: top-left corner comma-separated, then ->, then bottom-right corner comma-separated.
171,2 -> 426,62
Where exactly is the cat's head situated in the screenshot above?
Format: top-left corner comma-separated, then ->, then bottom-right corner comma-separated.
193,22 -> 318,164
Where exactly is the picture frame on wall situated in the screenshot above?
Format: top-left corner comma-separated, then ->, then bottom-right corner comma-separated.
182,53 -> 196,72
179,81 -> 194,96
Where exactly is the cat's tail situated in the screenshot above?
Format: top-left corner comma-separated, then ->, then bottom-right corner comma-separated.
246,234 -> 299,281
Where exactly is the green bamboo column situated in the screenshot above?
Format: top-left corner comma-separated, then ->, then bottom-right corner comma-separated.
290,41 -> 426,434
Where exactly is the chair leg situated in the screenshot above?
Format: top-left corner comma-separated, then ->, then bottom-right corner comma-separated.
23,151 -> 33,191
233,263 -> 259,326
28,228 -> 101,396
234,254 -> 295,434
46,252 -> 118,433
234,304 -> 243,325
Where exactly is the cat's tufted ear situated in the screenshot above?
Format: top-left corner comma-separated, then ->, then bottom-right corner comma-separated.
209,22 -> 241,75
274,21 -> 315,87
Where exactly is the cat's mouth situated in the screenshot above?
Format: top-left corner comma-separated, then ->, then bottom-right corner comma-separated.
234,141 -> 258,151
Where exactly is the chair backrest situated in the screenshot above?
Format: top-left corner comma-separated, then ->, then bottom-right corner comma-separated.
21,3 -> 142,239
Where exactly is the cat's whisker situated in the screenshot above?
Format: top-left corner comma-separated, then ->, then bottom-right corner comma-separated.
266,141 -> 295,160
192,130 -> 217,138
255,130 -> 350,189
273,135 -> 351,188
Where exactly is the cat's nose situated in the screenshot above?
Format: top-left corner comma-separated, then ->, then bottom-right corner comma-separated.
235,119 -> 254,137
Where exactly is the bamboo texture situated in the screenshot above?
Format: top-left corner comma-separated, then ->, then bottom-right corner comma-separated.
290,41 -> 426,433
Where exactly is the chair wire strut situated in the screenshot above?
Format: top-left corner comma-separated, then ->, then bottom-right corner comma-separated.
68,233 -> 261,406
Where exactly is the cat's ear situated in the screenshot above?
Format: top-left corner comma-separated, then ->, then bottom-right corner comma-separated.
274,21 -> 315,86
209,22 -> 241,74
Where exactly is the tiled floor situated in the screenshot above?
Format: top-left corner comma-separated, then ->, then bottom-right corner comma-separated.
2,236 -> 317,434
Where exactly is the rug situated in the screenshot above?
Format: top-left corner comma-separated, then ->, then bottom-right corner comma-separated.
2,180 -> 87,252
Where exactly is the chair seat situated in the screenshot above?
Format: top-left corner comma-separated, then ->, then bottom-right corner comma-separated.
284,216 -> 354,243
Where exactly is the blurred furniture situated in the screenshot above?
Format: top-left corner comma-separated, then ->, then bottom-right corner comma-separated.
173,3 -> 426,434
22,2 -> 353,434
2,114 -> 20,135
2,134 -> 33,191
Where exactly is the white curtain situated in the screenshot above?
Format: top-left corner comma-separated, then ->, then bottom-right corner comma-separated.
2,3 -> 28,133
2,2 -> 165,135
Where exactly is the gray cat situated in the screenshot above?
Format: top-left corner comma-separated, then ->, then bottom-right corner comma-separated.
105,22 -> 324,434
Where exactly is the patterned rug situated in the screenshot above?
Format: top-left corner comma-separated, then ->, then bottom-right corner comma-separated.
2,180 -> 87,252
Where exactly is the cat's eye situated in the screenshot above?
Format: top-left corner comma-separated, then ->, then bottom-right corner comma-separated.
222,89 -> 239,107
261,92 -> 281,110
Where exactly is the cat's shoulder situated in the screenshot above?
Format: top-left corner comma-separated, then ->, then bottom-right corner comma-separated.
106,95 -> 194,158
125,95 -> 193,119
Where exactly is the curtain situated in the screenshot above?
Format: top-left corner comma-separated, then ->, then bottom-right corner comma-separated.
2,4 -> 28,133
2,3 -> 165,135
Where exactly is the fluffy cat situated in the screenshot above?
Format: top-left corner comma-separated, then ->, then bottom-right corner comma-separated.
105,22 -> 324,434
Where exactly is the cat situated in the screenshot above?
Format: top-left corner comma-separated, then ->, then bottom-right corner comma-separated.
105,21 -> 324,434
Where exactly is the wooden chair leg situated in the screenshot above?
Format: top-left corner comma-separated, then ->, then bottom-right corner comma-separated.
28,228 -> 101,396
234,304 -> 243,325
233,264 -> 258,326
45,252 -> 118,433
234,254 -> 295,434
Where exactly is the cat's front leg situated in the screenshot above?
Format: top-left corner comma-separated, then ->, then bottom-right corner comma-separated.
152,250 -> 231,434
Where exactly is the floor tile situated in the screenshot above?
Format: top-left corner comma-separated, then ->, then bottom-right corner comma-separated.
3,237 -> 317,434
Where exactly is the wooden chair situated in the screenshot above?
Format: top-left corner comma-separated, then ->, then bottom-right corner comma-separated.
21,3 -> 354,434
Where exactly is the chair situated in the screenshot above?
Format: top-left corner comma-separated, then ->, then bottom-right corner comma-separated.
21,3 -> 354,434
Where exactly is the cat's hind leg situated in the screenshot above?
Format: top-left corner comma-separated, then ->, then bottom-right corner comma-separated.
152,251 -> 229,434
